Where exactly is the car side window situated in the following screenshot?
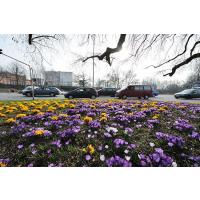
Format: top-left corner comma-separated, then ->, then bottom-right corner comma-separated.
144,86 -> 151,90
140,86 -> 144,90
127,86 -> 133,90
193,90 -> 197,94
134,86 -> 140,90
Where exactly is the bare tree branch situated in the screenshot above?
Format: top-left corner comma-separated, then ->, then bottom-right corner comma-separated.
82,34 -> 126,66
28,34 -> 57,45
142,34 -> 161,52
147,34 -> 194,69
133,34 -> 148,57
164,53 -> 200,76
190,41 -> 200,56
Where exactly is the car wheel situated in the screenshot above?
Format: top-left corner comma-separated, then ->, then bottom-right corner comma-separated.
122,95 -> 127,99
68,95 -> 73,99
91,95 -> 96,99
50,93 -> 55,97
26,92 -> 32,97
144,95 -> 149,99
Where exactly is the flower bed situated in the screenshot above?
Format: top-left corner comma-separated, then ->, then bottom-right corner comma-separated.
0,99 -> 200,167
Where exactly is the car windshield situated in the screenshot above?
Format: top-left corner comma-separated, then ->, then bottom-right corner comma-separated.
180,89 -> 195,94
117,86 -> 127,91
24,86 -> 38,90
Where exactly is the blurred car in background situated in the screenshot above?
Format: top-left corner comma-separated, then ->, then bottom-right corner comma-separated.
48,87 -> 65,95
174,89 -> 200,99
98,87 -> 119,97
22,86 -> 58,97
64,87 -> 98,99
152,88 -> 159,96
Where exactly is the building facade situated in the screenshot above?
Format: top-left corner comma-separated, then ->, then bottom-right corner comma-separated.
44,71 -> 73,86
0,72 -> 26,86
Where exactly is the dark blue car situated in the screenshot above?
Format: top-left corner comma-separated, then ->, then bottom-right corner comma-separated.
22,86 -> 58,97
152,89 -> 159,96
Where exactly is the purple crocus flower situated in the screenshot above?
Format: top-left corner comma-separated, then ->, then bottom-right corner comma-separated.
17,144 -> 24,149
89,120 -> 101,129
106,155 -> 132,167
29,143 -> 35,148
139,148 -> 174,167
128,143 -> 136,149
173,119 -> 194,132
58,126 -> 80,138
51,140 -> 62,148
47,149 -> 51,154
85,154 -> 91,161
48,163 -> 55,167
113,138 -> 128,148
27,163 -> 34,167
104,132 -> 112,138
124,127 -> 133,135
31,149 -> 37,155
189,131 -> 200,140
155,132 -> 185,147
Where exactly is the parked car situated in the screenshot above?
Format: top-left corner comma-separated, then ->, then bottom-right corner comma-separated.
22,86 -> 58,97
21,86 -> 38,96
174,89 -> 200,99
152,88 -> 159,96
98,87 -> 119,97
64,87 -> 98,99
48,87 -> 65,95
115,85 -> 153,99
192,81 -> 200,88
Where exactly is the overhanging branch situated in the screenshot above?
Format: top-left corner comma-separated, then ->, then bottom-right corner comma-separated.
82,34 -> 126,66
190,41 -> 200,56
164,53 -> 200,76
28,34 -> 57,45
147,34 -> 194,69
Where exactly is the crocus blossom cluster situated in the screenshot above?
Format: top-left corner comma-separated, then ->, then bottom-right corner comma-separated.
106,155 -> 132,167
173,119 -> 194,132
139,148 -> 174,167
156,132 -> 185,147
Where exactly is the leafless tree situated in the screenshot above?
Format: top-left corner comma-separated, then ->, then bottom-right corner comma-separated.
194,61 -> 200,81
0,66 -> 8,82
183,60 -> 200,88
122,69 -> 138,85
8,62 -> 26,86
74,72 -> 91,87
106,68 -> 121,88
10,34 -> 66,68
96,79 -> 108,88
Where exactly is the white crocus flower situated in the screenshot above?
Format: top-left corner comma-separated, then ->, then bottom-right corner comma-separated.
172,162 -> 177,167
100,155 -> 105,161
125,156 -> 131,161
149,142 -> 155,147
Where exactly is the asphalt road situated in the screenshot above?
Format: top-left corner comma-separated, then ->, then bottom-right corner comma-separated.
0,92 -> 200,103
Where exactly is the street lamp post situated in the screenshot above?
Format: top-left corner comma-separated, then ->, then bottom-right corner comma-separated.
91,35 -> 95,87
0,49 -> 35,100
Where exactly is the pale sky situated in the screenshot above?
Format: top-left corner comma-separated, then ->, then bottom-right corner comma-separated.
0,34 -> 195,85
